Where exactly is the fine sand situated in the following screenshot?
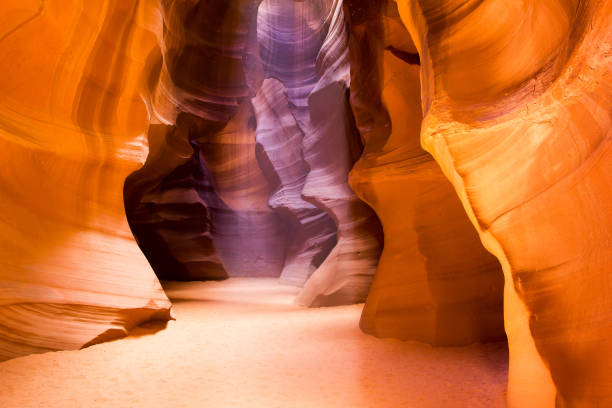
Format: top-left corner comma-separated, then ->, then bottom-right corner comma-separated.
0,278 -> 508,407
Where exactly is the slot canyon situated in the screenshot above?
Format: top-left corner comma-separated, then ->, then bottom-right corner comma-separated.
0,0 -> 610,407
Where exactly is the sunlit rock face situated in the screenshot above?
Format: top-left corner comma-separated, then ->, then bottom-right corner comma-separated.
345,0 -> 505,346
258,0 -> 383,305
2,3 -> 610,405
254,0 -> 340,287
127,0 -> 382,303
0,0 -> 172,361
395,0 -> 612,406
252,79 -> 338,286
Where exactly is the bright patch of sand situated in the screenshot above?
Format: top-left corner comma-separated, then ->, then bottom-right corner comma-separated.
0,279 -> 508,407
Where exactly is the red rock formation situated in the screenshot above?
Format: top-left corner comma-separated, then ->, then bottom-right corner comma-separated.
2,6 -> 610,406
0,0 -> 172,360
196,101 -> 288,277
347,1 -> 504,345
345,0 -> 504,345
396,0 -> 612,405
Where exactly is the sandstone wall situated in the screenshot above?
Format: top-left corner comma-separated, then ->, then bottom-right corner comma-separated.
396,0 -> 612,405
0,0 -> 172,360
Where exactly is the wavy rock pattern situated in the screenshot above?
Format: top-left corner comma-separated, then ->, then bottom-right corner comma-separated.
252,79 -> 337,285
2,6 -> 609,404
346,0 -> 504,346
125,0 -> 383,294
396,0 -> 612,405
0,0 -> 172,361
126,0 -> 289,279
257,0 -> 383,304
195,101 -> 288,277
125,123 -> 228,281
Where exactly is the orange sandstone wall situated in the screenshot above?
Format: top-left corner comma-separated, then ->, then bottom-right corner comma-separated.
396,0 -> 612,406
1,6 -> 610,406
0,0 -> 171,360
346,0 -> 505,346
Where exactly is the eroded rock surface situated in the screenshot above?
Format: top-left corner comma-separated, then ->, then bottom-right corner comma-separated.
256,0 -> 383,304
125,0 -> 290,279
396,0 -> 612,405
0,0 -> 172,361
1,5 -> 610,404
252,79 -> 338,286
346,0 -> 505,346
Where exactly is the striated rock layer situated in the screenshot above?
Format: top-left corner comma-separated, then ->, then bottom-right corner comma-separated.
125,0 -> 381,295
256,0 -> 383,304
346,0 -> 504,346
124,122 -> 229,281
91,0 -> 382,300
3,6 -> 609,402
127,0 -> 381,290
252,79 -> 338,286
0,0 -> 172,361
126,0 -> 290,279
396,0 -> 612,406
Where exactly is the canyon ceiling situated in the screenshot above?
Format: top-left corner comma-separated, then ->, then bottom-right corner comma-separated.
0,0 -> 611,407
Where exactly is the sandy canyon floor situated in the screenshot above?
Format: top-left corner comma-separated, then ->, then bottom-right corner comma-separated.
0,279 -> 508,407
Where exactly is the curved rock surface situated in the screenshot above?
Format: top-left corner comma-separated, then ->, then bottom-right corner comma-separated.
0,0 -> 172,361
257,0 -> 383,304
196,100 -> 288,277
396,0 -> 612,405
346,0 -> 504,346
125,122 -> 229,281
124,0 -> 384,296
2,6 -> 610,404
253,78 -> 338,285
126,0 -> 289,279
126,0 -> 379,291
